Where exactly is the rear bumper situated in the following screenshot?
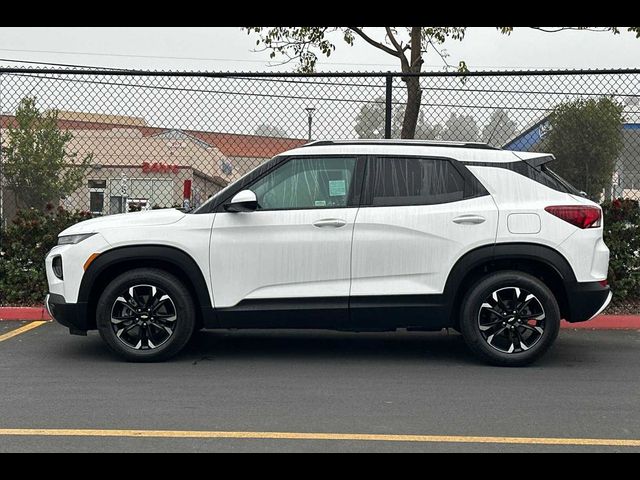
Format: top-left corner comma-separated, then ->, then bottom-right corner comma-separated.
45,293 -> 89,335
565,282 -> 612,323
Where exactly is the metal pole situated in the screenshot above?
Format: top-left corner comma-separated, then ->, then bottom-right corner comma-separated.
305,107 -> 315,141
385,74 -> 393,139
0,72 -> 4,249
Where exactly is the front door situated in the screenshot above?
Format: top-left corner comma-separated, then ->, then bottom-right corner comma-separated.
210,155 -> 363,327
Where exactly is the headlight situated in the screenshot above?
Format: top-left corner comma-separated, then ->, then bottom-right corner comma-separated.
57,233 -> 97,245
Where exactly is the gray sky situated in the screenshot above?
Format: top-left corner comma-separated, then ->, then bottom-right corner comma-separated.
0,27 -> 638,71
0,28 -> 637,140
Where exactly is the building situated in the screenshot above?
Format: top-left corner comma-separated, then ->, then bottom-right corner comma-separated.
62,127 -> 229,214
0,111 -> 306,222
503,118 -> 640,199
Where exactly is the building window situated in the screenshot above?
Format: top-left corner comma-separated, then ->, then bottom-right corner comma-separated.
90,191 -> 104,214
88,180 -> 107,189
88,179 -> 106,215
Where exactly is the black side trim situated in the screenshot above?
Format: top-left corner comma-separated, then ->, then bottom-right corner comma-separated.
349,295 -> 447,330
565,282 -> 610,323
214,297 -> 349,329
79,245 -> 212,309
444,243 -> 576,298
441,242 -> 577,325
47,293 -> 89,335
213,295 -> 449,331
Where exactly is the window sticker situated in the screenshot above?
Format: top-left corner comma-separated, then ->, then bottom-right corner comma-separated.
329,179 -> 347,197
315,200 -> 327,207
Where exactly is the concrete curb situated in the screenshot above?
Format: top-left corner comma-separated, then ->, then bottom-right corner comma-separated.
1,307 -> 639,329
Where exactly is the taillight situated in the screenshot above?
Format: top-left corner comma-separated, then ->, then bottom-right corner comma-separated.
544,205 -> 601,229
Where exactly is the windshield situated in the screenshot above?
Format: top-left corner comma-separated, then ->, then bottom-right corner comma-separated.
191,157 -> 278,214
190,181 -> 236,214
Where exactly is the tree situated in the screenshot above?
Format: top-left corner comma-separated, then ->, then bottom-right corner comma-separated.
245,27 -> 640,139
482,108 -> 517,147
441,113 -> 480,142
254,123 -> 289,138
354,96 -> 441,139
2,97 -> 91,210
541,97 -> 624,199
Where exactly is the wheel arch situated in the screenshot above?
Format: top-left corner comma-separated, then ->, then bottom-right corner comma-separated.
444,243 -> 575,327
79,245 -> 212,330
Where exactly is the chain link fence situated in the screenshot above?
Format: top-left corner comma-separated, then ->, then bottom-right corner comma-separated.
0,67 -> 639,228
0,68 -> 640,219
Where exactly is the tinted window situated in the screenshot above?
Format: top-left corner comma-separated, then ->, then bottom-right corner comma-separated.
251,157 -> 357,210
510,161 -> 580,195
367,157 -> 466,206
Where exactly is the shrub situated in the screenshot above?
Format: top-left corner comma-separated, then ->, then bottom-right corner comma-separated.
0,205 -> 91,306
601,198 -> 640,300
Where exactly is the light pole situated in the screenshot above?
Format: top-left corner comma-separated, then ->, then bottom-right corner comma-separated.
305,107 -> 316,141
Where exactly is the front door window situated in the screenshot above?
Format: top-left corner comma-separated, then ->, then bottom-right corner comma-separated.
250,157 -> 357,210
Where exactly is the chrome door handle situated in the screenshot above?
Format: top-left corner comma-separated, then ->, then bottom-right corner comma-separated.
453,215 -> 486,225
313,218 -> 347,228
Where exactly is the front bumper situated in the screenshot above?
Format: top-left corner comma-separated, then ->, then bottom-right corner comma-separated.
45,293 -> 89,335
565,282 -> 612,323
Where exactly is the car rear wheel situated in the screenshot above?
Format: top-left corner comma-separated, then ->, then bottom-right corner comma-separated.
459,271 -> 560,367
96,268 -> 196,362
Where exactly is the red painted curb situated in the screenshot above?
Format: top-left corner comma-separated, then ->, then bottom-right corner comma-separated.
561,315 -> 640,330
0,307 -> 639,328
0,307 -> 51,321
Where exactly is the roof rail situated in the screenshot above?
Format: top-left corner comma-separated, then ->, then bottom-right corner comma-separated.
301,139 -> 500,150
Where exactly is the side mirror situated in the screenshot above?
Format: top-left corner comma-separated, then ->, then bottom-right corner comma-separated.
224,190 -> 258,213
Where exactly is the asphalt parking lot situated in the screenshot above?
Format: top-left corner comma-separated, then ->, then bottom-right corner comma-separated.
1,320 -> 639,452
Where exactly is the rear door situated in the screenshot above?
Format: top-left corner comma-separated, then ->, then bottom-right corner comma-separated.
350,155 -> 498,312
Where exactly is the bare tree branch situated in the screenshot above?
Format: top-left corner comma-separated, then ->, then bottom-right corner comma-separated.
384,27 -> 410,71
531,27 -> 616,33
347,27 -> 400,57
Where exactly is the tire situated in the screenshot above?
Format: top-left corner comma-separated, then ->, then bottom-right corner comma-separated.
96,268 -> 196,362
459,271 -> 560,367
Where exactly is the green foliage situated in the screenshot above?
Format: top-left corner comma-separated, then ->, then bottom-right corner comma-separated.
244,27 -> 467,74
0,206 -> 91,306
541,97 -> 624,199
2,97 -> 92,210
601,199 -> 640,300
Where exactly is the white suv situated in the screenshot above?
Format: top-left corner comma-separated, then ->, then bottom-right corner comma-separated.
45,140 -> 611,366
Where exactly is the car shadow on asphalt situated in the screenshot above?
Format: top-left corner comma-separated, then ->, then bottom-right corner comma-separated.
184,329 -> 476,364
53,327 -> 635,368
61,328 -> 483,365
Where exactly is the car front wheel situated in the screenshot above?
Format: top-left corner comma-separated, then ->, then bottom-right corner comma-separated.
96,268 -> 196,362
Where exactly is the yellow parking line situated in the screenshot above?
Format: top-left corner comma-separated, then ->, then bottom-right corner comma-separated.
0,428 -> 638,447
0,321 -> 48,342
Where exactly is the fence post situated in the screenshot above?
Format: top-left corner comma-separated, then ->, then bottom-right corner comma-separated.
0,71 -> 4,250
384,73 -> 393,139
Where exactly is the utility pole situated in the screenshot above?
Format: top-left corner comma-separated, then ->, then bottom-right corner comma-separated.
305,107 -> 316,141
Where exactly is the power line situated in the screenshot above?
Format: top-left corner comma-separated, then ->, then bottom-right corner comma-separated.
0,57 -> 127,70
0,47 -> 401,68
